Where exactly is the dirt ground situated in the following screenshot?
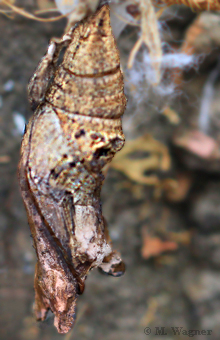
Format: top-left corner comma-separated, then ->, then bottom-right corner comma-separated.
1,2 -> 220,340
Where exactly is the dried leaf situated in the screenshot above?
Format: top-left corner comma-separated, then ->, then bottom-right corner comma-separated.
111,134 -> 171,186
141,232 -> 178,259
173,130 -> 219,159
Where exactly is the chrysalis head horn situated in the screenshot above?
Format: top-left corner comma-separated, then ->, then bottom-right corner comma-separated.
63,5 -> 120,75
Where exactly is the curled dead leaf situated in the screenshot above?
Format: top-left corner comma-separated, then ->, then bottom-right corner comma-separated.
173,130 -> 219,159
111,134 -> 171,186
141,232 -> 178,259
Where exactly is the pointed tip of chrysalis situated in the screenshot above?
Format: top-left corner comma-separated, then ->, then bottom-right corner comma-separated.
87,4 -> 111,37
63,3 -> 120,75
96,3 -> 110,23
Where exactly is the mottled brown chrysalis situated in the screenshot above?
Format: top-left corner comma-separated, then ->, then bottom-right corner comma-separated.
18,5 -> 126,334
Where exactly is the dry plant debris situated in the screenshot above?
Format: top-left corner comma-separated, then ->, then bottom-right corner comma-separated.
162,107 -> 181,124
170,12 -> 220,171
110,0 -> 220,84
18,5 -> 126,333
0,0 -> 14,6
165,172 -> 193,202
111,134 -> 171,186
0,0 -> 79,22
55,0 -> 100,29
36,0 -> 55,11
141,209 -> 191,259
2,1 -> 219,84
127,0 -> 162,85
141,230 -> 178,259
173,130 -> 220,159
139,297 -> 158,327
0,0 -> 15,17
156,0 -> 220,11
171,13 -> 220,87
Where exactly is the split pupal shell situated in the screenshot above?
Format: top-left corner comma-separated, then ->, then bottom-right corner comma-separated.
18,4 -> 126,334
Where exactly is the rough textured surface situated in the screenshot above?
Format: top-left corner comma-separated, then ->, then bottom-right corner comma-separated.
18,5 -> 126,333
2,3 -> 220,340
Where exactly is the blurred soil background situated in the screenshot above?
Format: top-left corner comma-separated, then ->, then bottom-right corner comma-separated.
1,1 -> 220,339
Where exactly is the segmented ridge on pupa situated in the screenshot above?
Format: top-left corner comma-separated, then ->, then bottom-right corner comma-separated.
45,5 -> 126,119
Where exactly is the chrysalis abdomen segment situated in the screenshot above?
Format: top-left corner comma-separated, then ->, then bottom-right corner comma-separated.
46,69 -> 126,119
45,5 -> 126,119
